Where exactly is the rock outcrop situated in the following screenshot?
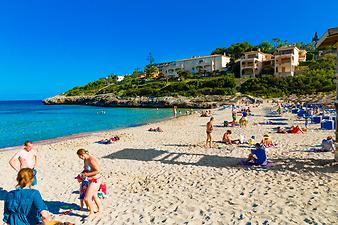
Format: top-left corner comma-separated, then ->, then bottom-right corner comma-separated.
43,94 -> 261,109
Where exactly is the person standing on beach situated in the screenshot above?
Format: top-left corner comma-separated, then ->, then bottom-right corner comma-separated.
77,149 -> 103,218
9,140 -> 38,186
173,105 -> 177,118
206,117 -> 214,148
231,109 -> 237,125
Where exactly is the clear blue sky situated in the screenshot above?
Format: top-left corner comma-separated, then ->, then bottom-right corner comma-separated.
0,0 -> 337,100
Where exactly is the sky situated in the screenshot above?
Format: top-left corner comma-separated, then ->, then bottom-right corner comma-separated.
0,0 -> 337,100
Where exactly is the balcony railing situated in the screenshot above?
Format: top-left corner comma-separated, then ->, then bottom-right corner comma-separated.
276,60 -> 292,64
241,63 -> 257,68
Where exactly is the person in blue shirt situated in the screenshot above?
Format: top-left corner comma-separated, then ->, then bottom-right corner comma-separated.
246,143 -> 267,165
3,168 -> 51,225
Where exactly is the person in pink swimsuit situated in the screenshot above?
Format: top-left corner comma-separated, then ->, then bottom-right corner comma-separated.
9,141 -> 38,186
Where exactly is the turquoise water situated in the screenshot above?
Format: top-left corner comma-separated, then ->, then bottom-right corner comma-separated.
0,101 -> 174,148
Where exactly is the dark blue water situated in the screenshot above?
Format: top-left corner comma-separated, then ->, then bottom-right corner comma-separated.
0,101 -> 174,148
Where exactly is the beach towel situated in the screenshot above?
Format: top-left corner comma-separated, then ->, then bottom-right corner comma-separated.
305,148 -> 332,153
259,121 -> 288,126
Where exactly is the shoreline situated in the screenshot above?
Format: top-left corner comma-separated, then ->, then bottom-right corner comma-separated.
0,111 -> 197,151
0,103 -> 336,224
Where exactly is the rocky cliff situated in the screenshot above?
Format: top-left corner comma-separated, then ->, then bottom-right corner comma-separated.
43,94 -> 261,108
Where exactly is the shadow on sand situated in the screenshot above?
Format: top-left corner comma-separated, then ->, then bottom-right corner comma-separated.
103,148 -> 242,168
103,148 -> 338,174
45,201 -> 80,215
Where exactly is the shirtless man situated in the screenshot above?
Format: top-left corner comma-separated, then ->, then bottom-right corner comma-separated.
206,117 -> 214,148
9,141 -> 38,186
222,130 -> 240,144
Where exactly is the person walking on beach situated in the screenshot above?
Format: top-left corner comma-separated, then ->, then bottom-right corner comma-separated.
9,141 -> 38,186
205,117 -> 214,148
173,105 -> 177,118
77,149 -> 103,218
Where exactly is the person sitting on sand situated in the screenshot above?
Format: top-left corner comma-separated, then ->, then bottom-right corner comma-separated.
276,126 -> 287,134
261,134 -> 275,148
3,168 -> 51,225
320,136 -> 335,152
205,117 -> 214,148
247,136 -> 256,145
222,130 -> 240,145
77,149 -> 103,218
246,143 -> 268,166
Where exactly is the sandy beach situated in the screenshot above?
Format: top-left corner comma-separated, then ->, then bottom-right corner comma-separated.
0,103 -> 337,225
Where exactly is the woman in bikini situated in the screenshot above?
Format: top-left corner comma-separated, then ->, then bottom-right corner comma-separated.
77,149 -> 103,217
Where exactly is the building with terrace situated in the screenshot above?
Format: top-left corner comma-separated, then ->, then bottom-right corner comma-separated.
274,45 -> 307,77
154,55 -> 231,78
239,51 -> 273,77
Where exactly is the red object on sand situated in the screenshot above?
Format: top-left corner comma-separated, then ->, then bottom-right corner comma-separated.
99,183 -> 107,195
75,175 -> 82,182
60,210 -> 72,216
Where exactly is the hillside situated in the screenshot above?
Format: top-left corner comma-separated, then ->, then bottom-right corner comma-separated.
59,54 -> 336,99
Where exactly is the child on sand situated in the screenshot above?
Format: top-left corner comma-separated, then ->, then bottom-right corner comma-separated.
9,140 -> 38,186
205,117 -> 214,148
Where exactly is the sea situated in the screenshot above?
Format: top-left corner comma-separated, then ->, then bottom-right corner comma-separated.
0,100 -> 174,149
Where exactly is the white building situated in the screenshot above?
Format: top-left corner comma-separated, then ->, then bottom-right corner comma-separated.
274,45 -> 307,77
116,76 -> 125,82
240,51 -> 273,78
155,55 -> 231,78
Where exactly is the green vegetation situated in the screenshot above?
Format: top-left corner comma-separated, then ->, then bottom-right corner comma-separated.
239,54 -> 336,97
64,75 -> 118,96
65,75 -> 237,97
63,39 -> 336,99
